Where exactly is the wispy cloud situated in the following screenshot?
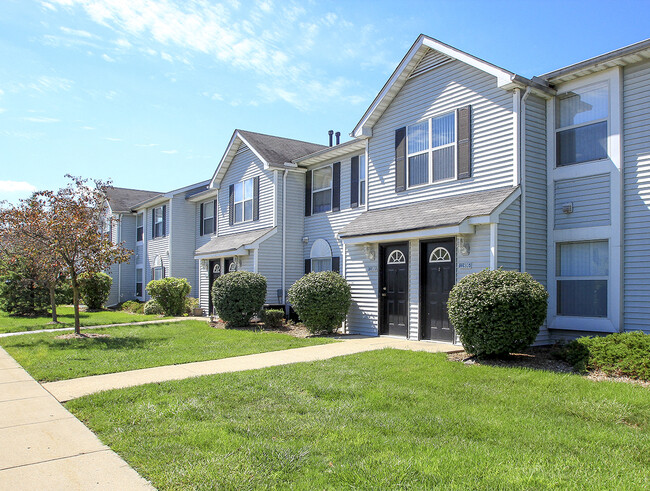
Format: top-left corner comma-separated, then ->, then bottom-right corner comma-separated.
22,116 -> 60,123
135,143 -> 158,147
60,26 -> 94,38
81,125 -> 95,130
0,180 -> 37,193
104,136 -> 122,141
101,53 -> 115,62
161,149 -> 178,154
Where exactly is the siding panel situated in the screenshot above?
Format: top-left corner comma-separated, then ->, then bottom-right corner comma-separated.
554,174 -> 611,229
497,197 -> 521,271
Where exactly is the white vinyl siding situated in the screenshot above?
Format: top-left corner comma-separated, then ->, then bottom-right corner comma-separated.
169,193 -> 199,298
345,243 -> 379,336
623,60 -> 650,333
497,197 -> 521,271
554,174 -> 610,229
368,57 -> 514,210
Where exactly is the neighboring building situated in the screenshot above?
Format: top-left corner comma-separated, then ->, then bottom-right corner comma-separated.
106,35 -> 650,344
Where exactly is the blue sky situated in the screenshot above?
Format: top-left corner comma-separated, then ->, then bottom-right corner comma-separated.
1,0 -> 648,202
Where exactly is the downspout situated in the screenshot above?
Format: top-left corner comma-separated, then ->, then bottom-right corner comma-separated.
117,213 -> 122,303
520,87 -> 532,272
282,170 -> 288,315
273,170 -> 278,227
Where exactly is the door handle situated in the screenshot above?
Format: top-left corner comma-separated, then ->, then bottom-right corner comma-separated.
381,293 -> 387,297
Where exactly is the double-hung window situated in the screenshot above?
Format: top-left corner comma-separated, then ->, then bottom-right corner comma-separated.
359,155 -> 366,206
135,268 -> 143,297
556,82 -> 608,166
312,166 -> 332,214
136,213 -> 143,242
234,179 -> 254,223
407,111 -> 456,187
201,201 -> 215,235
152,206 -> 165,238
557,240 -> 608,317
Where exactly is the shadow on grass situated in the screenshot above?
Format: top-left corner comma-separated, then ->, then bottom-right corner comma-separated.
8,335 -> 151,351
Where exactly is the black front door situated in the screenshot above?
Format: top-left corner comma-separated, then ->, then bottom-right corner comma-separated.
380,243 -> 409,337
208,260 -> 221,314
421,239 -> 455,342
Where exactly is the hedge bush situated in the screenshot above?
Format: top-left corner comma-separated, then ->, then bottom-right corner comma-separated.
211,271 -> 266,327
447,269 -> 548,356
143,299 -> 164,315
121,300 -> 144,314
146,277 -> 191,316
556,331 -> 650,380
78,272 -> 112,311
0,268 -> 50,316
288,271 -> 351,334
185,297 -> 200,315
262,308 -> 285,328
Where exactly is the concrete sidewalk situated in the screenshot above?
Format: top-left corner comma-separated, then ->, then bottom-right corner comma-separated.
44,336 -> 458,402
0,347 -> 153,490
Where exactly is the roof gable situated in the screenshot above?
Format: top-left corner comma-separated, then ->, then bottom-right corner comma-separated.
105,187 -> 161,214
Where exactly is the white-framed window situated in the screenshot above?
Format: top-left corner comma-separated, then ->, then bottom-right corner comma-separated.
556,240 -> 608,318
359,154 -> 366,206
153,206 -> 165,238
201,200 -> 215,235
153,255 -> 165,280
555,81 -> 608,167
387,250 -> 406,264
310,238 -> 332,272
429,247 -> 451,263
407,111 -> 456,188
135,267 -> 143,297
234,179 -> 254,223
312,166 -> 332,214
136,212 -> 143,242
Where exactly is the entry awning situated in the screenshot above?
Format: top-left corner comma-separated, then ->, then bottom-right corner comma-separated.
339,187 -> 519,242
194,227 -> 276,259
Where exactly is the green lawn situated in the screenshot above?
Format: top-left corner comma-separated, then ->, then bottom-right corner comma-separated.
0,321 -> 334,382
67,350 -> 650,490
0,306 -> 171,334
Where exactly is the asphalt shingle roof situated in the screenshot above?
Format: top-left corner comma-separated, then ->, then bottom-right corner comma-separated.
238,130 -> 327,167
339,187 -> 518,238
195,227 -> 275,257
106,187 -> 162,213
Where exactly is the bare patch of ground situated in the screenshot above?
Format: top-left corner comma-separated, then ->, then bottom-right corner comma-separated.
55,333 -> 111,340
209,320 -> 343,339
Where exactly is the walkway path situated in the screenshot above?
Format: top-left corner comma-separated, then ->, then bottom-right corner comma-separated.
0,316 -> 207,338
45,336 -> 459,402
0,347 -> 153,490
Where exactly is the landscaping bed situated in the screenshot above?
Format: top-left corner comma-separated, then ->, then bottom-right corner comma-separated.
0,320 -> 335,382
67,349 -> 650,490
209,319 -> 335,339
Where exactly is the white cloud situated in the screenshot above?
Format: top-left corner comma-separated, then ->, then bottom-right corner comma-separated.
22,116 -> 60,123
104,137 -> 122,141
114,38 -> 132,48
135,143 -> 158,147
102,53 -> 115,62
161,149 -> 178,154
202,91 -> 223,101
0,88 -> 4,97
0,180 -> 37,193
0,108 -> 6,114
160,51 -> 173,62
81,125 -> 95,130
60,26 -> 94,38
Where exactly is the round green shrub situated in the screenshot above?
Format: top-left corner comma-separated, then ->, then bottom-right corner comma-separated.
143,299 -> 164,315
211,271 -> 267,327
0,266 -> 50,316
146,277 -> 191,316
288,271 -> 351,334
185,296 -> 200,315
447,269 -> 548,356
262,308 -> 285,328
78,272 -> 112,311
121,300 -> 144,314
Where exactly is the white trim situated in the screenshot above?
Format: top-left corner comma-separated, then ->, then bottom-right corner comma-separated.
253,248 -> 259,273
489,223 -> 497,269
233,178 -> 254,224
311,164 -> 333,215
210,131 -> 270,188
187,188 -> 218,203
341,221 -> 474,245
550,317 -> 617,333
520,87 -> 532,272
513,88 -> 521,187
387,250 -> 406,264
273,170 -> 278,228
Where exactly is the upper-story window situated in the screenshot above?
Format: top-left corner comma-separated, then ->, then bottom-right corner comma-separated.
312,166 -> 332,214
136,213 -> 143,242
407,111 -> 456,187
556,82 -> 608,166
359,155 -> 366,206
234,179 -> 254,223
152,205 -> 166,238
201,200 -> 215,235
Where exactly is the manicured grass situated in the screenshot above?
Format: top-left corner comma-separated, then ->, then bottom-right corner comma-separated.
67,350 -> 650,490
0,321 -> 334,382
0,306 -> 171,334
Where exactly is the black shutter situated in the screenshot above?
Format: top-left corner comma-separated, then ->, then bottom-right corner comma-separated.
151,268 -> 154,282
213,199 -> 218,234
304,259 -> 311,275
332,162 -> 340,212
253,176 -> 260,221
350,156 -> 359,208
162,205 -> 167,236
162,266 -> 165,278
228,184 -> 234,225
199,203 -> 204,236
305,170 -> 312,217
151,209 -> 155,238
332,256 -> 340,273
395,127 -> 406,192
457,105 -> 472,179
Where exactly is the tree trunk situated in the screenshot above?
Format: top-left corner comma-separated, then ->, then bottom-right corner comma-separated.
71,274 -> 81,334
49,283 -> 58,323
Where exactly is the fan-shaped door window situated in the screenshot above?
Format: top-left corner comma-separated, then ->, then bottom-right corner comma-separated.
228,262 -> 237,272
429,247 -> 451,263
212,263 -> 221,274
387,250 -> 406,264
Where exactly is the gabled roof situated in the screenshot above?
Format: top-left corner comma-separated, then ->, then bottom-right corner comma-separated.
131,180 -> 210,210
540,38 -> 650,84
105,186 -> 161,214
352,34 -> 552,139
194,227 -> 276,258
210,129 -> 326,188
339,186 -> 518,239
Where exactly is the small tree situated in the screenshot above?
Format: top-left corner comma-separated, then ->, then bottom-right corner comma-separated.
447,269 -> 548,356
0,256 -> 50,316
288,271 -> 351,334
146,277 -> 191,316
211,271 -> 266,327
78,272 -> 112,310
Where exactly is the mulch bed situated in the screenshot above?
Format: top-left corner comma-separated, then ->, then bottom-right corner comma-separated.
448,346 -> 649,388
55,333 -> 111,340
209,320 -> 341,339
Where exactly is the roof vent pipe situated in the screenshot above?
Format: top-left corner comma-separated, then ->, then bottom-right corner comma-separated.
328,130 -> 333,147
335,131 -> 340,145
